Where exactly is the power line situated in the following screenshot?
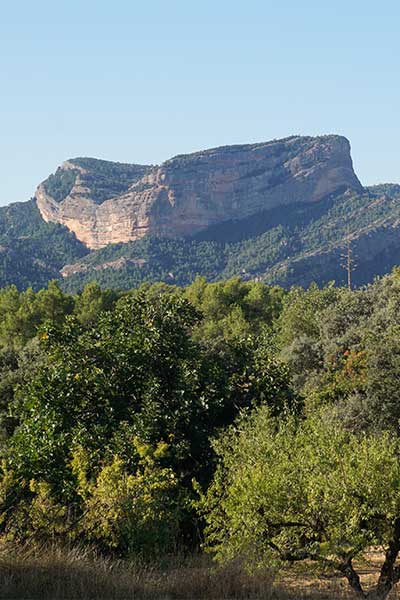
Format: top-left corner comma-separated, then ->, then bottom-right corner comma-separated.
340,239 -> 357,291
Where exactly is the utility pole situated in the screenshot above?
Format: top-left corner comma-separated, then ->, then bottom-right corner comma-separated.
340,239 -> 356,291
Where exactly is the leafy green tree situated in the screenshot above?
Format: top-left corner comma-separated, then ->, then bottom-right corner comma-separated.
202,407 -> 400,599
275,271 -> 400,433
34,280 -> 74,327
1,290 -> 295,553
185,277 -> 285,346
7,294 -> 202,485
0,341 -> 44,441
74,281 -> 118,325
361,326 -> 400,431
275,283 -> 341,351
73,440 -> 185,557
0,286 -> 37,349
0,282 -> 74,350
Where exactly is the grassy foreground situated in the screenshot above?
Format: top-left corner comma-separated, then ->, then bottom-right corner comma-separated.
0,543 -> 380,600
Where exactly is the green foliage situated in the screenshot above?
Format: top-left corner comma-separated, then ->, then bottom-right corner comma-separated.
73,281 -> 118,325
43,159 -> 151,205
184,277 -> 284,345
0,200 -> 46,240
0,281 -> 118,445
0,341 -> 44,442
42,169 -> 78,202
0,285 -> 295,554
275,269 -> 400,432
7,290 -> 293,482
0,200 -> 88,291
60,237 -> 228,292
201,407 -> 400,596
79,441 -> 184,557
3,267 -> 400,576
0,281 -> 74,349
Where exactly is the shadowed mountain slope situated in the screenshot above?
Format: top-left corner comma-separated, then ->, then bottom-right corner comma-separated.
1,135 -> 399,291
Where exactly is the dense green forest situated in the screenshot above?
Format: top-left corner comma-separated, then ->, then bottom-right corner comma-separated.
1,272 -> 400,598
0,200 -> 88,290
2,184 -> 400,295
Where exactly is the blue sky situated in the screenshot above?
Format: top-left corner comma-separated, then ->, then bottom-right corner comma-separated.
1,0 -> 399,205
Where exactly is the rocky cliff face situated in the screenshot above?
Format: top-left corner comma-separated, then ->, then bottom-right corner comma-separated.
35,135 -> 363,250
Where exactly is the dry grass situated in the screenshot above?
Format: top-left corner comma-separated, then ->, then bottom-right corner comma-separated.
0,543 -> 274,600
1,543 -> 398,599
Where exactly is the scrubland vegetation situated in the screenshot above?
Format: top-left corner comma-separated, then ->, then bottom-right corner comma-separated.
1,273 -> 400,598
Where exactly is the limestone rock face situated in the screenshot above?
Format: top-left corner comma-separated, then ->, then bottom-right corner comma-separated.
35,136 -> 363,250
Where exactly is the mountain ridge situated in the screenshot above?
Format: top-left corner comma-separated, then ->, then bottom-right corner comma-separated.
0,134 -> 399,292
35,134 -> 363,249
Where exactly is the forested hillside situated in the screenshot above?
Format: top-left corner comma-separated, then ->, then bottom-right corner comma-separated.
2,273 -> 400,597
0,200 -> 88,290
2,184 -> 400,293
61,184 -> 400,291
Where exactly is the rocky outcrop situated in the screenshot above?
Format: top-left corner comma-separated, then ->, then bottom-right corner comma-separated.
35,135 -> 363,250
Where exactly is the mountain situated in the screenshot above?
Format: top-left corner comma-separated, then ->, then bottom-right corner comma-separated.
1,135 -> 400,291
35,136 -> 362,249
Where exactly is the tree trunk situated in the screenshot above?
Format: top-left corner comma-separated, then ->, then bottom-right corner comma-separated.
338,559 -> 398,599
366,586 -> 394,600
365,518 -> 400,600
365,572 -> 400,599
339,561 -> 366,598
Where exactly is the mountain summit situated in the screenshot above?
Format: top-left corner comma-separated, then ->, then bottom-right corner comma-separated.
35,135 -> 362,249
